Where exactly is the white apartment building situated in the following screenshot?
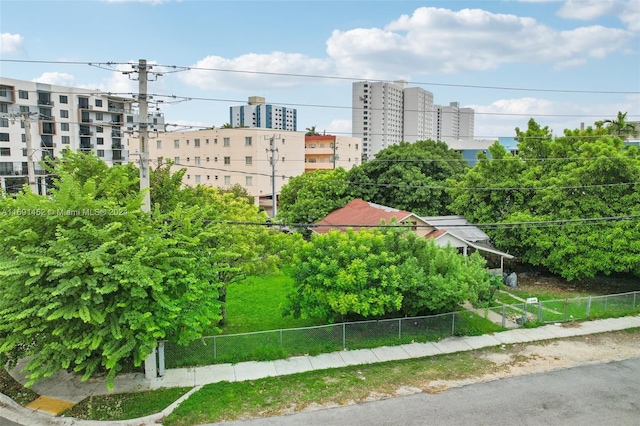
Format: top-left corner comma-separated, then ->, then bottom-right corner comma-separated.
434,102 -> 475,143
230,96 -> 297,131
403,86 -> 434,143
352,81 -> 406,160
149,128 -> 305,214
352,81 -> 474,159
0,77 -> 163,194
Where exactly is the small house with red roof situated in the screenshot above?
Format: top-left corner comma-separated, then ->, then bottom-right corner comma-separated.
314,199 -> 514,274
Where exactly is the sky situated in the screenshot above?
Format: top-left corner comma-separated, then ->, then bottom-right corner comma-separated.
1,0 -> 639,140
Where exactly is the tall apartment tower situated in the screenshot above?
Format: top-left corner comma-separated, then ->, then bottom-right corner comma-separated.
230,96 -> 297,131
434,102 -> 475,143
352,81 -> 434,160
0,77 -> 162,194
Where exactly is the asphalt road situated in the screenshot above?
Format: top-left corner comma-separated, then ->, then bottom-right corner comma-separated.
208,357 -> 640,426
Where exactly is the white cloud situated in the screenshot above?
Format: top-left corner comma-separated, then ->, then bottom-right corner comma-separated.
32,72 -> 75,86
327,7 -> 635,77
0,33 -> 25,55
180,52 -> 334,92
468,96 -> 640,138
180,6 -> 636,91
557,0 -> 619,21
323,119 -> 352,135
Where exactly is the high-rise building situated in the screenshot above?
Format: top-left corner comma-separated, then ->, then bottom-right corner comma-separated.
434,102 -> 475,143
230,96 -> 297,131
352,81 -> 473,159
352,81 -> 407,160
0,77 -> 162,194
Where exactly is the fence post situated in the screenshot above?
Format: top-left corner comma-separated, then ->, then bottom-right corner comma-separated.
280,329 -> 283,347
634,292 -> 637,311
342,323 -> 346,350
502,306 -> 506,328
604,295 -> 608,312
586,296 -> 592,318
451,312 -> 455,335
158,341 -> 165,377
398,318 -> 402,340
213,336 -> 217,360
538,302 -> 543,323
564,300 -> 568,321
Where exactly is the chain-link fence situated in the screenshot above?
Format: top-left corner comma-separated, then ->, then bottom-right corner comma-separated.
161,290 -> 639,370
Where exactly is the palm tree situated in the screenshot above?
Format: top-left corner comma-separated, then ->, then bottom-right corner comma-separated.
305,125 -> 320,136
221,122 -> 233,129
603,112 -> 639,139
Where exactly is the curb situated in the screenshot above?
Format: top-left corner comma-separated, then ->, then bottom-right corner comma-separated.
0,385 -> 201,426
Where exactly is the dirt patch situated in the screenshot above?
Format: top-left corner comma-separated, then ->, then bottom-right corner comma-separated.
511,267 -> 640,295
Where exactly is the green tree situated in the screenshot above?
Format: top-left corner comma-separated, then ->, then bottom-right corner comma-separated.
305,125 -> 320,136
449,118 -> 640,280
0,173 -> 224,389
603,111 -> 639,139
347,140 -> 467,216
278,168 -> 351,226
221,123 -> 233,129
285,227 -> 491,322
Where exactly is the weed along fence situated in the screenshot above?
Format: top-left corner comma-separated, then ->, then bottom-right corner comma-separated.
160,290 -> 640,371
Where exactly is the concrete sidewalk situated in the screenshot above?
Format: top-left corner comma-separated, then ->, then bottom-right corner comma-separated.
2,315 -> 640,425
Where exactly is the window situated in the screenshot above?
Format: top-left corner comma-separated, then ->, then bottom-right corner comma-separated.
194,156 -> 201,165
0,104 -> 6,113
223,137 -> 230,147
95,112 -> 103,121
224,176 -> 231,184
245,136 -> 252,146
0,148 -> 10,156
60,110 -> 69,118
97,150 -> 105,158
174,156 -> 180,165
245,176 -> 253,186
97,137 -> 104,145
96,126 -> 103,133
195,175 -> 201,183
22,148 -> 27,156
60,123 -> 69,131
245,156 -> 252,165
61,136 -> 70,144
0,133 -> 9,142
174,140 -> 179,148
127,116 -> 134,123
224,156 -> 230,165
206,139 -> 210,145
21,134 -> 25,142
20,105 -> 30,113
194,138 -> 200,147
59,95 -> 68,104
95,99 -> 103,107
0,118 -> 8,127
186,140 -> 190,145
18,90 -> 28,99
157,140 -> 162,149
214,138 -> 218,144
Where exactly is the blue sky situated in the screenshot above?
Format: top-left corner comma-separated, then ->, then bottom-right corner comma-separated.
1,0 -> 639,139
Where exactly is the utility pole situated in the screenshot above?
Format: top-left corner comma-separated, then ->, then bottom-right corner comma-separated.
23,113 -> 38,194
265,134 -> 280,218
136,59 -> 151,213
1,110 -> 39,194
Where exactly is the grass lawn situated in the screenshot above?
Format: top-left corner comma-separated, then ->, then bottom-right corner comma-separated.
61,387 -> 191,421
221,272 -> 322,335
0,367 -> 39,406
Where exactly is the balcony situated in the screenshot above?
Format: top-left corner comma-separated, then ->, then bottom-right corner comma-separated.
112,151 -> 124,161
111,131 -> 122,138
80,145 -> 94,152
37,99 -> 54,107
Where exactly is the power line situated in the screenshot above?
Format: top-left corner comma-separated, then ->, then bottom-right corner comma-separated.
2,58 -> 638,95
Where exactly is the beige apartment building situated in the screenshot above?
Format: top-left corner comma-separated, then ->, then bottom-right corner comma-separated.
149,128 -> 306,214
304,135 -> 362,171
